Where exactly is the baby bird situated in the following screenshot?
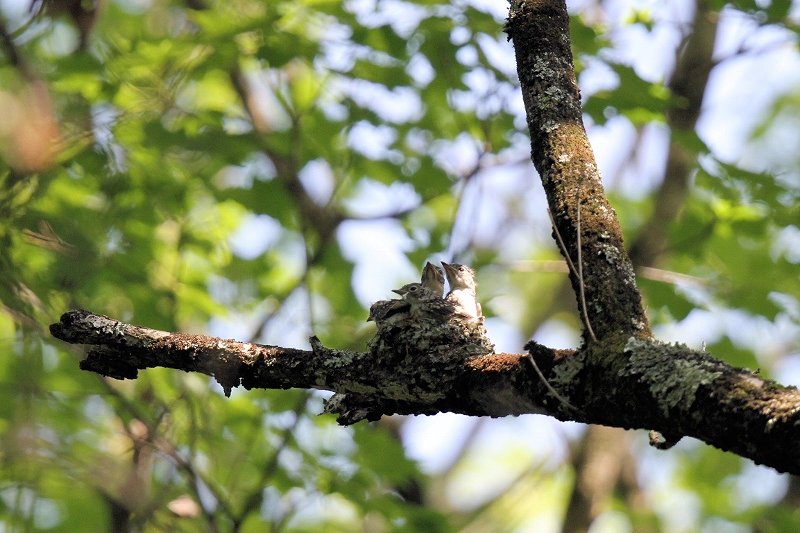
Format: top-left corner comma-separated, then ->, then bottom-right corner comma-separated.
420,262 -> 445,298
368,282 -> 438,324
367,298 -> 410,323
393,281 -> 452,322
392,282 -> 439,303
442,262 -> 482,322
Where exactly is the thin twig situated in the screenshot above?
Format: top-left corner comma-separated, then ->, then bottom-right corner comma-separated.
547,207 -> 596,342
0,18 -> 33,79
232,392 -> 309,530
575,201 -> 597,341
547,208 -> 578,278
525,354 -> 577,413
99,380 -> 229,530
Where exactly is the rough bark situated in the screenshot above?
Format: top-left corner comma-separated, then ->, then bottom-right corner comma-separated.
563,1 -> 721,528
506,0 -> 649,341
52,310 -> 800,474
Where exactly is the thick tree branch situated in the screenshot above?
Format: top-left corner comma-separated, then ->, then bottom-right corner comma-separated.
52,310 -> 800,474
563,1 -> 720,528
505,0 -> 649,341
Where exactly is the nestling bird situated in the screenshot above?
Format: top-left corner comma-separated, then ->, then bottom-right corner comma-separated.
367,270 -> 495,360
367,298 -> 410,323
420,262 -> 445,298
392,282 -> 439,303
442,262 -> 482,321
368,282 -> 438,324
393,281 -> 455,323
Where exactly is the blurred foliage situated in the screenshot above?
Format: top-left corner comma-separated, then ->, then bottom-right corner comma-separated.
0,0 -> 798,531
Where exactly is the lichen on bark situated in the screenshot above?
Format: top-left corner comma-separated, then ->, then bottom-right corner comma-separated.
622,337 -> 723,417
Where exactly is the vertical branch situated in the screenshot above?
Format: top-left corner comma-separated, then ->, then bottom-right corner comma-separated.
505,0 -> 650,341
629,0 -> 718,265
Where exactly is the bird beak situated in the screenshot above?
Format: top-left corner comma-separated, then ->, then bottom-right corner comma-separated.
391,289 -> 404,296
441,262 -> 454,274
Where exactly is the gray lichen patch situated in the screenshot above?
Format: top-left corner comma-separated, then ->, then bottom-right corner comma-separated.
622,337 -> 723,417
320,348 -> 359,369
550,350 -> 585,391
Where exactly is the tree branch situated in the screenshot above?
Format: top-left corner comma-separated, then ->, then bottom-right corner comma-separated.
562,0 -> 720,526
505,0 -> 650,341
51,310 -> 800,474
47,0 -> 799,484
630,0 -> 718,265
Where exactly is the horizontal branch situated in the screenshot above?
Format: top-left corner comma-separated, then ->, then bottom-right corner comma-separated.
52,310 -> 800,474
